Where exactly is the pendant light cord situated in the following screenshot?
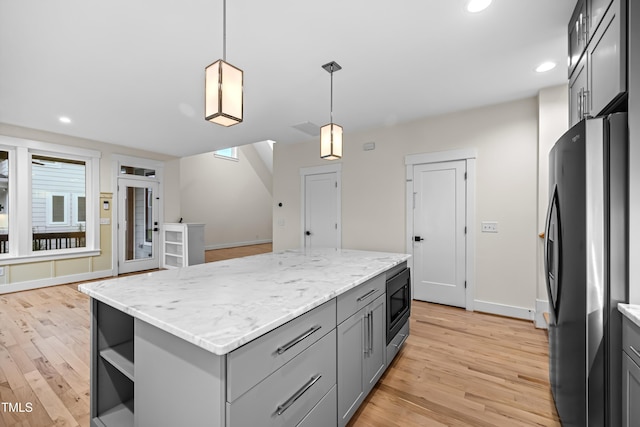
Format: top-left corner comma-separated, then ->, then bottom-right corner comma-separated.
330,65 -> 334,123
222,0 -> 227,61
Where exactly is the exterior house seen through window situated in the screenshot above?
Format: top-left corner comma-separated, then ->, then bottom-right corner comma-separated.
32,155 -> 86,251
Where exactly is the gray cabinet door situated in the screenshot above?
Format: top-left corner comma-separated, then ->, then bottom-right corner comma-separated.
364,294 -> 386,393
568,0 -> 587,76
588,0 -> 614,41
622,352 -> 640,427
588,0 -> 625,117
337,308 -> 366,427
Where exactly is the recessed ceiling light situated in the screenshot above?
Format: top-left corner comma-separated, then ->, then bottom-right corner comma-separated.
536,62 -> 557,73
59,116 -> 72,124
466,0 -> 492,13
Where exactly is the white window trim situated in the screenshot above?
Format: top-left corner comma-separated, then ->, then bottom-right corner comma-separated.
0,135 -> 100,261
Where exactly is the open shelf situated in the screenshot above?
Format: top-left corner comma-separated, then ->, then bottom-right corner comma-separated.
95,399 -> 134,427
100,341 -> 134,381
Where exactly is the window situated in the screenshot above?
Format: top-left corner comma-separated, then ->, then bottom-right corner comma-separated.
214,147 -> 238,161
0,136 -> 99,260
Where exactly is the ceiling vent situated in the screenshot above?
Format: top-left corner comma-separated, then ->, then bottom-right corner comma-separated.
291,121 -> 320,137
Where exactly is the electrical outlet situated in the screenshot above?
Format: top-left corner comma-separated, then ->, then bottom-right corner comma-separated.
0,267 -> 4,276
481,221 -> 498,233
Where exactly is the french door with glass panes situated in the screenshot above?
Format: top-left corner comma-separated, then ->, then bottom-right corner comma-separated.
118,178 -> 159,273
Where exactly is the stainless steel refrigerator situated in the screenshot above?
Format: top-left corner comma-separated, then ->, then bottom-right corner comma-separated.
545,113 -> 628,427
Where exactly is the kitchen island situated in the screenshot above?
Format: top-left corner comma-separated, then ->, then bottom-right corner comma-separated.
79,248 -> 410,427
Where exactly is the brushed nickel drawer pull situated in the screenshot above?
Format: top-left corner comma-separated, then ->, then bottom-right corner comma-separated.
357,289 -> 378,302
276,375 -> 322,415
392,333 -> 409,348
630,345 -> 640,360
276,325 -> 321,355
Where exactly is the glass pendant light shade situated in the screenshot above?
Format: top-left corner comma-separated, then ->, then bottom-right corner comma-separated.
205,59 -> 243,126
320,123 -> 343,160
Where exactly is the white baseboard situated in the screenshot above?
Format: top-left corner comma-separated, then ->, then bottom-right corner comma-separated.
473,300 -> 535,321
534,299 -> 550,329
0,269 -> 114,295
205,239 -> 272,251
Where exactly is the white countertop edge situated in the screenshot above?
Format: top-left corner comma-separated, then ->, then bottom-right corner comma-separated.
618,303 -> 640,329
80,254 -> 410,355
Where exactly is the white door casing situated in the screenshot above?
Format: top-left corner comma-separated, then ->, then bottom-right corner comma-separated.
117,178 -> 160,274
405,149 -> 476,311
300,164 -> 342,249
413,161 -> 466,307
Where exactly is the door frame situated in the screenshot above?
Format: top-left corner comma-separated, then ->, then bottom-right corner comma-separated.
405,148 -> 476,311
299,163 -> 342,249
111,154 -> 165,276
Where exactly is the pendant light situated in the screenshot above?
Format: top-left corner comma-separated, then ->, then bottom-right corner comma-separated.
320,61 -> 343,160
205,0 -> 243,126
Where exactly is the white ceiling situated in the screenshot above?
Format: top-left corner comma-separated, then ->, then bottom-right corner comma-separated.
0,0 -> 575,158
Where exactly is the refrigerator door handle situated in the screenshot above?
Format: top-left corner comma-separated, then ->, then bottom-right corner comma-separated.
544,184 -> 561,318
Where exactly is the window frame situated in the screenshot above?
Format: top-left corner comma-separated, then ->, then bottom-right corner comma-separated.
0,136 -> 101,263
45,192 -> 70,226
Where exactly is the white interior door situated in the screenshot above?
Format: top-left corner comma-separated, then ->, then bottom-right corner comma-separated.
413,161 -> 466,307
118,178 -> 159,274
304,172 -> 338,248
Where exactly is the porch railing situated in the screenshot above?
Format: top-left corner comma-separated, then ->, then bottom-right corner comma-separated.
0,232 -> 86,254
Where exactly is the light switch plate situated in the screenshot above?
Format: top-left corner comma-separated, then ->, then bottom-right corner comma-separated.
100,218 -> 110,225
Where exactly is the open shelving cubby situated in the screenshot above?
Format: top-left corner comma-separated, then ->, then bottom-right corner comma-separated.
92,301 -> 135,427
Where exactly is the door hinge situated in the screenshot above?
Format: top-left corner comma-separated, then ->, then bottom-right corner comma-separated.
464,172 -> 467,180
464,226 -> 467,234
335,182 -> 338,188
335,223 -> 338,230
464,281 -> 467,289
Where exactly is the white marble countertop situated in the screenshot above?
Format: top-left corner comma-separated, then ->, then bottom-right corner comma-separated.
79,248 -> 410,356
619,303 -> 640,329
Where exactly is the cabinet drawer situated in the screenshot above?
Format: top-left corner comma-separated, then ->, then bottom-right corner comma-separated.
226,330 -> 337,427
296,385 -> 336,427
623,316 -> 640,367
227,299 -> 336,402
337,273 -> 385,325
386,319 -> 409,364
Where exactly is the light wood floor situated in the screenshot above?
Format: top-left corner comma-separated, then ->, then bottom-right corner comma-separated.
0,244 -> 559,427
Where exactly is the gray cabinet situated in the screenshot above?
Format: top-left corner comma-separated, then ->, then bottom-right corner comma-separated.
568,0 -> 626,126
623,316 -> 640,426
337,293 -> 386,427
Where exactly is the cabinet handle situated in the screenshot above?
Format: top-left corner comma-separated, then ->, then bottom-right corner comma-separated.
276,325 -> 321,355
578,88 -> 584,120
276,375 -> 322,415
630,345 -> 640,360
357,289 -> 378,302
582,89 -> 590,117
369,311 -> 373,353
363,313 -> 369,356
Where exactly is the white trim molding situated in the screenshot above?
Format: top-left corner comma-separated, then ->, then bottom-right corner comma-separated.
0,269 -> 113,295
474,300 -> 535,321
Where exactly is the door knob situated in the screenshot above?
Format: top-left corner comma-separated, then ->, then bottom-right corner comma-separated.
414,236 -> 424,242
306,231 -> 311,236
